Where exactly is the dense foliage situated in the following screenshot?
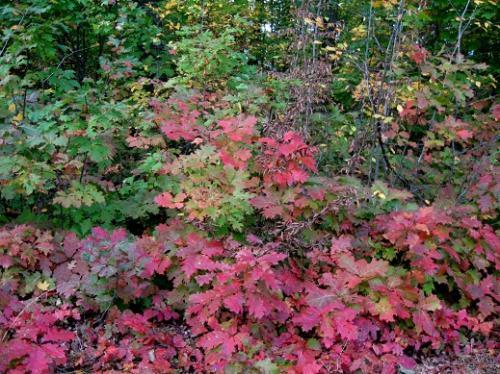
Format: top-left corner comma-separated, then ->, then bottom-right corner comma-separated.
0,0 -> 498,373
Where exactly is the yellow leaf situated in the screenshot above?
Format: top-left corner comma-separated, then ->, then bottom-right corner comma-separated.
8,103 -> 16,112
13,112 -> 23,122
351,25 -> 366,40
165,0 -> 178,9
373,190 -> 386,200
37,280 -> 50,291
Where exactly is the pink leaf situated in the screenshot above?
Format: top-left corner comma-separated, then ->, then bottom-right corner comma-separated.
223,293 -> 244,314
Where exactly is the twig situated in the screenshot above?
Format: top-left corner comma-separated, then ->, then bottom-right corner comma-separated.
451,0 -> 476,61
1,291 -> 48,343
0,6 -> 31,58
41,45 -> 98,85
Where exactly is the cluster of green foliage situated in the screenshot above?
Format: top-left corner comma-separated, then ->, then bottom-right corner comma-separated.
1,1 -> 497,234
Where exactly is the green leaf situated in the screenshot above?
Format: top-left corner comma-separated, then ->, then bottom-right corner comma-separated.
254,359 -> 279,374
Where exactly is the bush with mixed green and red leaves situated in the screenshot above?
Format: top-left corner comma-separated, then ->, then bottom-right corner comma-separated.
1,1 -> 499,373
0,110 -> 498,372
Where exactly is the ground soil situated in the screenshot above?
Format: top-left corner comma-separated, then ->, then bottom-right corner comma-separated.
414,351 -> 499,374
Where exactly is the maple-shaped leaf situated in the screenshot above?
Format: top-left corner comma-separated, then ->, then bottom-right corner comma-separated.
63,233 -> 80,258
259,251 -> 287,267
411,254 -> 439,275
481,228 -> 500,252
298,155 -> 317,172
219,148 -> 252,169
319,314 -> 335,339
474,321 -> 494,335
159,118 -> 202,141
155,192 -> 186,209
293,308 -> 321,331
278,134 -> 307,156
371,297 -> 396,322
0,339 -> 31,368
223,293 -> 244,314
26,348 -> 50,374
288,167 -> 309,185
181,254 -> 222,280
337,254 -> 389,281
398,99 -> 417,119
331,235 -> 352,254
410,45 -> 429,64
413,310 -> 439,337
477,296 -> 495,317
295,349 -> 322,374
142,256 -> 171,278
247,292 -> 268,319
336,254 -> 360,274
218,115 -> 256,143
331,308 -> 359,340
42,328 -> 75,343
308,187 -> 326,201
419,295 -> 442,312
336,320 -> 358,340
306,286 -> 345,309
250,195 -> 284,219
120,311 -> 153,334
197,330 -> 236,355
195,273 -> 215,286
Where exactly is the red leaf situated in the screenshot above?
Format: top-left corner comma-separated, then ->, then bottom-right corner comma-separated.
456,129 -> 473,141
293,308 -> 321,331
410,45 -> 429,64
218,116 -> 256,143
219,148 -> 252,169
26,348 -> 50,374
413,310 -> 438,337
42,328 -> 75,343
336,320 -> 358,340
247,293 -> 268,318
223,293 -> 244,314
250,195 -> 284,219
63,233 -> 80,258
492,104 -> 500,121
197,330 -> 231,352
155,192 -> 185,209
337,254 -> 389,280
142,256 -> 171,278
331,235 -> 352,254
478,297 -> 495,317
296,350 -> 321,374
398,356 -> 417,370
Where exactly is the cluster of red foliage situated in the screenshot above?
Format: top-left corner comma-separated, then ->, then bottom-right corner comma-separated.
0,205 -> 497,373
1,99 -> 498,373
